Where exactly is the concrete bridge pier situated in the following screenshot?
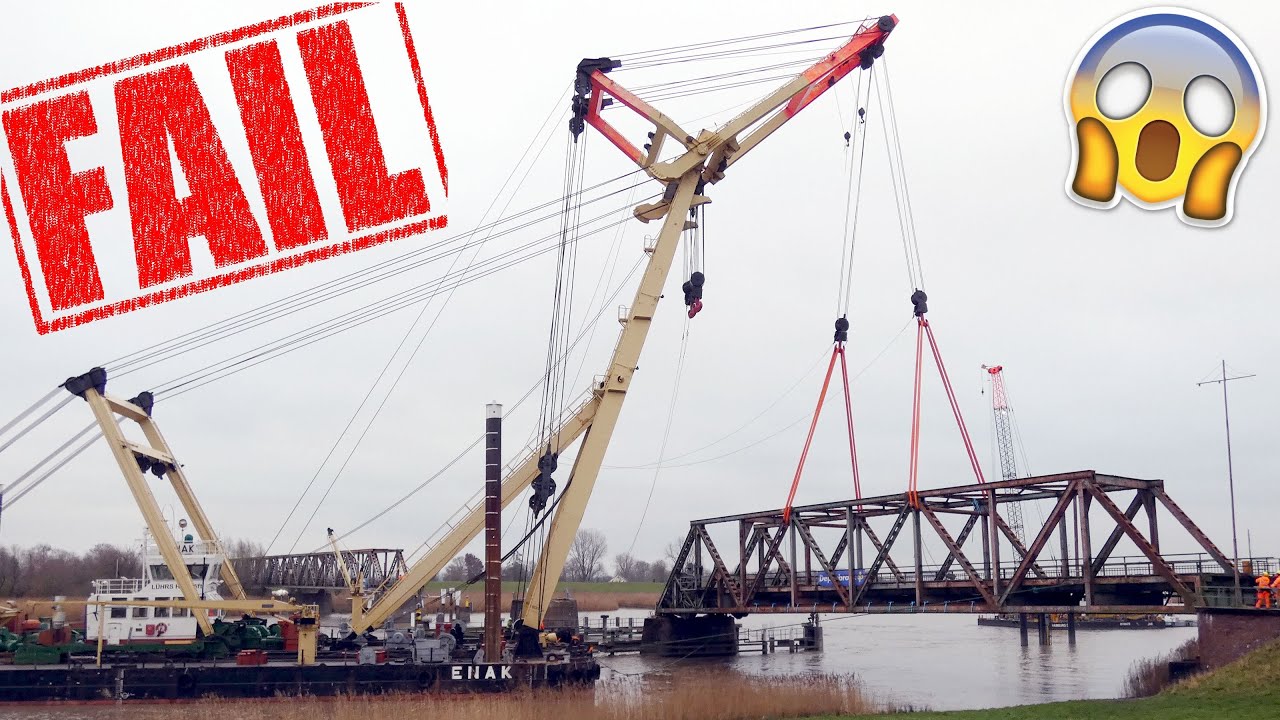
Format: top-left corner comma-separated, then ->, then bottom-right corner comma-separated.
1197,607 -> 1280,669
641,615 -> 738,657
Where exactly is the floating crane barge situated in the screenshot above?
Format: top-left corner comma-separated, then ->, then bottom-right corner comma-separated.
1,14 -> 903,702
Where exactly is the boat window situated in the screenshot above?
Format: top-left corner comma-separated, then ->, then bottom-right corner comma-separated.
153,606 -> 170,618
150,565 -> 174,580
132,606 -> 149,618
109,607 -> 127,618
186,563 -> 208,580
172,607 -> 189,618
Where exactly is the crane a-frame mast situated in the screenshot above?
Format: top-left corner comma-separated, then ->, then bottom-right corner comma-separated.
66,368 -> 249,636
349,15 -> 899,632
520,16 -> 898,626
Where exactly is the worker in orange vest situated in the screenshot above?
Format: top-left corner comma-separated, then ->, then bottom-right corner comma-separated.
1270,573 -> 1280,605
1256,572 -> 1272,609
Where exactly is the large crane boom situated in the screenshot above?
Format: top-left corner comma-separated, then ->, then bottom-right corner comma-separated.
350,15 -> 899,632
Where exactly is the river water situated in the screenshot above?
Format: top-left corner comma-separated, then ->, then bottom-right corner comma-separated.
595,609 -> 1195,712
0,610 -> 1195,716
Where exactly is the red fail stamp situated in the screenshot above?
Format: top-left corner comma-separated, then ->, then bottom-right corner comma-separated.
1,2 -> 448,334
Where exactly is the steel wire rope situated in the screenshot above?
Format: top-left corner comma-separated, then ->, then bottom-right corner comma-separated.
872,70 -> 918,293
881,55 -> 925,290
0,395 -> 75,456
4,419 -> 123,511
101,183 -> 652,377
609,318 -> 913,471
628,57 -> 823,94
624,320 -> 691,558
263,89 -> 571,554
639,73 -> 813,104
284,146 -> 587,555
114,177 -> 651,382
97,89 -> 588,373
0,386 -> 64,440
610,20 -> 870,63
3,419 -> 99,505
618,33 -> 868,70
324,255 -> 646,550
153,207 -> 652,400
834,67 -> 870,318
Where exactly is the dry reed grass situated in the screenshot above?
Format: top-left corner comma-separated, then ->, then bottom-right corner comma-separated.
89,671 -> 879,720
1124,638 -> 1199,698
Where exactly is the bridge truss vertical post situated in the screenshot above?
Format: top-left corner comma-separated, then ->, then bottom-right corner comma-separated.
845,508 -> 855,597
783,520 -> 793,604
988,488 -> 1001,597
1078,484 -> 1095,606
1144,492 -> 1160,553
913,509 -> 924,607
1058,517 -> 1070,577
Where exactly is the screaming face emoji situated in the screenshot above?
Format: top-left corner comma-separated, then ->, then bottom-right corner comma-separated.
1066,9 -> 1266,227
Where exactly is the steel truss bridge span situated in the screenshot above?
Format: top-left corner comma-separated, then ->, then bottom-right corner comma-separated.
237,549 -> 407,592
658,471 -> 1257,616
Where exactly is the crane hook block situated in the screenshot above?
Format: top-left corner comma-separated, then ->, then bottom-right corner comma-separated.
911,289 -> 928,317
683,273 -> 706,317
834,316 -> 850,343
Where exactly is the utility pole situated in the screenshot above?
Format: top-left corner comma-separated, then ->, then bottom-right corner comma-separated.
1197,360 -> 1255,606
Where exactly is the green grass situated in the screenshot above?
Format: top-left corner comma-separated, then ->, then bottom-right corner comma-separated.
421,580 -> 663,593
812,637 -> 1279,720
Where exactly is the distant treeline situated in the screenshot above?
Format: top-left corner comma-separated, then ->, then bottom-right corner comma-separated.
0,538 -> 265,598
0,544 -> 140,598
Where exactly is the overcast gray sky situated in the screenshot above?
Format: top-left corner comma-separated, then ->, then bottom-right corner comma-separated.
0,1 -> 1275,577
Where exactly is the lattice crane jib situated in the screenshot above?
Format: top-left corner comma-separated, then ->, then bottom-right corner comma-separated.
984,365 -> 1024,543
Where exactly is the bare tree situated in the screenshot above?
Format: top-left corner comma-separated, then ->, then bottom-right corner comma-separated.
442,556 -> 468,582
648,560 -> 669,583
502,554 -> 530,581
565,529 -> 608,582
663,536 -> 687,564
224,537 -> 266,560
613,552 -> 637,582
631,559 -> 651,583
462,553 -> 484,581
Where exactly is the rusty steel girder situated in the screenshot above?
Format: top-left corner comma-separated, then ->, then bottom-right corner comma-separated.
657,471 -> 1250,616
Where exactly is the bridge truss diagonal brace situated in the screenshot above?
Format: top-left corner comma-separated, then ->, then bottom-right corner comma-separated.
1152,488 -> 1236,573
1085,485 -> 1197,605
935,513 -> 979,581
694,525 -> 743,607
853,508 -> 911,605
993,510 -> 1047,579
794,520 -> 849,606
1089,493 -> 1146,577
999,480 -> 1079,606
860,517 -> 907,583
744,525 -> 793,602
920,507 -> 996,606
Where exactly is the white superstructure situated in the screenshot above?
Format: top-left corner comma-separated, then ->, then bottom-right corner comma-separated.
84,530 -> 226,645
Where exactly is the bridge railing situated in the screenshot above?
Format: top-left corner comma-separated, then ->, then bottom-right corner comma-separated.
692,552 -> 1270,593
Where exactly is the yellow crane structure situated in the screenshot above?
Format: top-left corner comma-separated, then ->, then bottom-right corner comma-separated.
347,15 -> 900,632
75,15 -> 900,638
66,370 -> 319,660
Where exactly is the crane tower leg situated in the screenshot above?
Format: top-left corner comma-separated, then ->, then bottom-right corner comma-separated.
82,388 -> 215,635
521,171 -> 702,627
